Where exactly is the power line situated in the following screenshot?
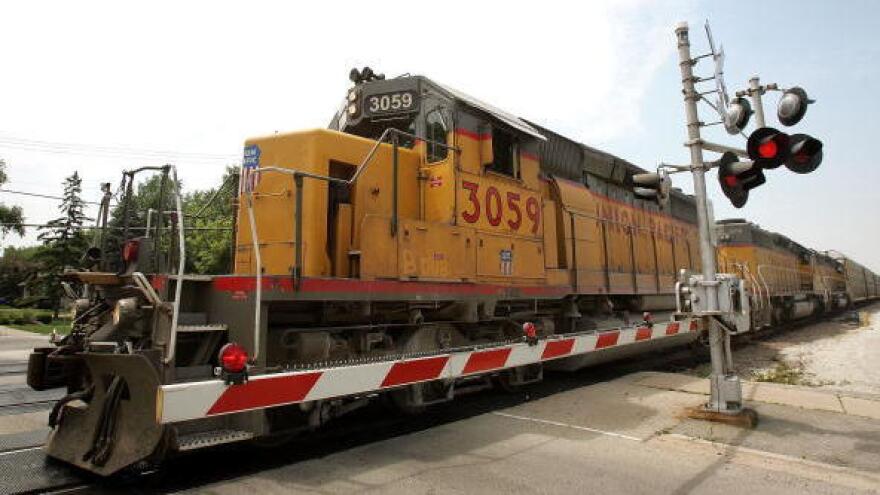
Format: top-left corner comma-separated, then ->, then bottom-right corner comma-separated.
0,188 -> 105,206
0,134 -> 240,163
0,223 -> 232,231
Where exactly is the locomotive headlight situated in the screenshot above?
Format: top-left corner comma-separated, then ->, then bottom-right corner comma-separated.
347,89 -> 358,102
112,297 -> 139,326
347,103 -> 358,115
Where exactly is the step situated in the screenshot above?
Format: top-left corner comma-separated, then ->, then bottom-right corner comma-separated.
177,429 -> 254,451
178,312 -> 208,325
177,323 -> 228,333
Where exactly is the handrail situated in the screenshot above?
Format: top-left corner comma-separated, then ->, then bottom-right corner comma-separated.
145,209 -> 157,237
750,266 -> 766,309
737,262 -> 765,310
110,164 -> 186,365
164,165 -> 186,365
132,272 -> 162,307
754,265 -> 775,297
349,128 -> 459,185
245,193 -> 262,364
718,253 -> 763,310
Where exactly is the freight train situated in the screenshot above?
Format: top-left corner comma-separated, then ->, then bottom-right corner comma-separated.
26,71 -> 878,475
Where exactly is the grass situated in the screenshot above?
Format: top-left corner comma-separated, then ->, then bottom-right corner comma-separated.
0,306 -> 71,335
752,361 -> 805,385
6,319 -> 71,335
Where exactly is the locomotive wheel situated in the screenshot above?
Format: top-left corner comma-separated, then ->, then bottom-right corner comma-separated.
389,324 -> 465,414
496,364 -> 543,392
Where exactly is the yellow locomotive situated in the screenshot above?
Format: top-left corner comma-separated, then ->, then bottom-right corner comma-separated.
234,73 -> 700,306
715,219 -> 853,328
25,70 -> 876,476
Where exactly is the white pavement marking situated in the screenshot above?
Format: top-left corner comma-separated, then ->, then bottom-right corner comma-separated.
0,445 -> 43,457
491,412 -> 643,442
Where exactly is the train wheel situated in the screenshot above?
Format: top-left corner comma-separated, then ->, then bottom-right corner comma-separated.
496,364 -> 543,392
389,324 -> 465,414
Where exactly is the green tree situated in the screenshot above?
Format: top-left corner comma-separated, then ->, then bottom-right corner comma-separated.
184,166 -> 238,274
105,166 -> 238,275
0,245 -> 45,305
0,158 -> 25,236
37,172 -> 90,317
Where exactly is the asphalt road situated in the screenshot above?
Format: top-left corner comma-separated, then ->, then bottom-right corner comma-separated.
175,373 -> 880,495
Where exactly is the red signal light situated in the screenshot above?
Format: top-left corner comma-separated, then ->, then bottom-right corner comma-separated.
757,139 -> 778,159
219,343 -> 248,373
747,127 -> 790,169
785,134 -> 823,174
717,152 -> 765,208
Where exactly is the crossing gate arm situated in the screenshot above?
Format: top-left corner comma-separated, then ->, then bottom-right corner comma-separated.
158,318 -> 700,423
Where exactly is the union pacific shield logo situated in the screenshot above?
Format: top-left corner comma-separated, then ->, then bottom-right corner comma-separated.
241,144 -> 261,194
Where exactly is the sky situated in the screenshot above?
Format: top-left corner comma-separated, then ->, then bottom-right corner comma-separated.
0,0 -> 877,270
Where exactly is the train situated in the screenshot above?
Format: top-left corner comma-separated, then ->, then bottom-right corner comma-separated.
715,220 -> 878,328
26,70 -> 879,476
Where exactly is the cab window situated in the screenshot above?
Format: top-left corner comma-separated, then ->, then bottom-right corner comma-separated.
426,109 -> 448,163
487,127 -> 519,178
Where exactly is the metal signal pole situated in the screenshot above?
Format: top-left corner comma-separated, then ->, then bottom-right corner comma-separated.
748,77 -> 767,128
675,22 -> 745,415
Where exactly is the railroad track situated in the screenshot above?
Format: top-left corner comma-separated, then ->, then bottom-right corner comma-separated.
0,362 -> 28,376
0,386 -> 63,417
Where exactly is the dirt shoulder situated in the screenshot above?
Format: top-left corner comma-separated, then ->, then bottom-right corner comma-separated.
685,302 -> 880,396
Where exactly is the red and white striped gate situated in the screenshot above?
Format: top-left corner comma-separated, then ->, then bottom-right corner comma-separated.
158,318 -> 699,424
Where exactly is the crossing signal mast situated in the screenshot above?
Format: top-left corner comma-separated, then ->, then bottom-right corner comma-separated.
632,21 -> 828,425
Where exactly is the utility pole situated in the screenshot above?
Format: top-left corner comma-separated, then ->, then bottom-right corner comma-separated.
674,22 -> 746,417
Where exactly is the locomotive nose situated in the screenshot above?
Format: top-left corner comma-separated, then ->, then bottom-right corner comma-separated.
45,352 -> 165,476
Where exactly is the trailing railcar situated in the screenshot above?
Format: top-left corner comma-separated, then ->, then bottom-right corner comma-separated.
715,219 -> 852,328
829,251 -> 880,303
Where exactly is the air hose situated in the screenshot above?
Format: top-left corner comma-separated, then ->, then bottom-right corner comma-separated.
83,376 -> 127,467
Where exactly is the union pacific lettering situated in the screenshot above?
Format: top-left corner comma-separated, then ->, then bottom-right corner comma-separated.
593,192 -> 694,239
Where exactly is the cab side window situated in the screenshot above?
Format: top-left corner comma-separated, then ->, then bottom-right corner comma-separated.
488,127 -> 519,178
426,109 -> 448,163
